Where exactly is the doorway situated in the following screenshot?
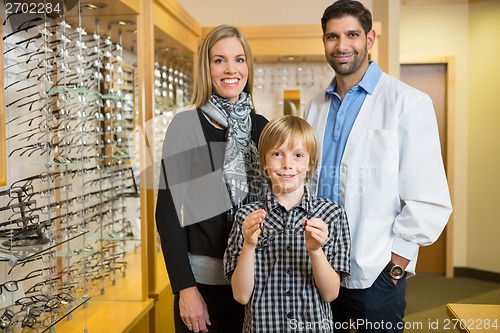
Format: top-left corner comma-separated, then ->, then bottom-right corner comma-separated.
400,62 -> 452,275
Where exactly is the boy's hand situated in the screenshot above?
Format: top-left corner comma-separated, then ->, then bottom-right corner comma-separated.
303,218 -> 328,251
242,209 -> 266,247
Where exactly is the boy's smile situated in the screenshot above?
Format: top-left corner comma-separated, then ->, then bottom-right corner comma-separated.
265,139 -> 310,197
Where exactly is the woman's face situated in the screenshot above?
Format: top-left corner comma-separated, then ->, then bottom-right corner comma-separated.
209,37 -> 248,104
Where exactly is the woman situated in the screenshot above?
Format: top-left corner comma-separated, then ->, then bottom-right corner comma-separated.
155,25 -> 268,333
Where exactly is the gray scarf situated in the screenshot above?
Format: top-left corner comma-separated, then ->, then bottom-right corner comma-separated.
200,92 -> 265,222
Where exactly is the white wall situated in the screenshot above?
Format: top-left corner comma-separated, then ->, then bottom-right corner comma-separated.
400,3 -> 470,270
466,0 -> 500,273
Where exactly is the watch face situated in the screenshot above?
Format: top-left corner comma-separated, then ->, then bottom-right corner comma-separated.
391,266 -> 404,279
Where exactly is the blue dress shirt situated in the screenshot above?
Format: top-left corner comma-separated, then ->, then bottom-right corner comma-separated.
318,61 -> 382,203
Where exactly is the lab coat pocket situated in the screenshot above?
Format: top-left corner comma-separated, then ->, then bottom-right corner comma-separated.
358,218 -> 393,280
363,129 -> 398,172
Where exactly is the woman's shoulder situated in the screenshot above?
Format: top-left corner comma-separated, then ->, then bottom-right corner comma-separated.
167,107 -> 199,129
171,106 -> 198,120
251,112 -> 269,127
165,107 -> 206,146
251,112 -> 269,142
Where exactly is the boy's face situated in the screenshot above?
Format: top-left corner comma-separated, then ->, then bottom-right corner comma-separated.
264,138 -> 310,196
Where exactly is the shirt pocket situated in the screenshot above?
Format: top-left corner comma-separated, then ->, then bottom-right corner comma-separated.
363,129 -> 398,172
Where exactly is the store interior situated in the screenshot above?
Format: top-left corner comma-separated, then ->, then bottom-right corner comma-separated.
0,0 -> 499,332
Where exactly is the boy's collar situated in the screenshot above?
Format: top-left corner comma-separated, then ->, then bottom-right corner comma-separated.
265,185 -> 312,214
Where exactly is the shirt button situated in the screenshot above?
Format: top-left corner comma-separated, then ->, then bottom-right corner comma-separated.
286,245 -> 292,251
286,268 -> 292,275
286,290 -> 292,296
287,312 -> 293,319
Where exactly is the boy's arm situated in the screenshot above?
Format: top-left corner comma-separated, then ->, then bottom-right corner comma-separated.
309,248 -> 341,303
304,218 -> 341,303
230,242 -> 257,305
227,209 -> 266,305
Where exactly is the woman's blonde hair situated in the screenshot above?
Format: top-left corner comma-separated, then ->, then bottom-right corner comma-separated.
258,116 -> 319,181
190,25 -> 254,108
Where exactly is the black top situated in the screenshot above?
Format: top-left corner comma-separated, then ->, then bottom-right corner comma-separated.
155,108 -> 268,293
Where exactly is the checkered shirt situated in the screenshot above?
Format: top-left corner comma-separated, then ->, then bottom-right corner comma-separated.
224,186 -> 350,333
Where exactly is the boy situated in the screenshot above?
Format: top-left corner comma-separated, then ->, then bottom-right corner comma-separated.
224,115 -> 350,332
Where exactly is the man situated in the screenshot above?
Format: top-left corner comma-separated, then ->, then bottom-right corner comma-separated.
304,1 -> 453,332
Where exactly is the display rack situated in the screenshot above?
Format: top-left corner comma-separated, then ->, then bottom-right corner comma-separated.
1,1 -> 198,332
0,20 -> 6,186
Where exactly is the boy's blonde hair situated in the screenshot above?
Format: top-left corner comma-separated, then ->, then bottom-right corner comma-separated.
258,115 -> 319,181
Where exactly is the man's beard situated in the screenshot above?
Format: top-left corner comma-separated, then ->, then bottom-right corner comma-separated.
326,47 -> 368,76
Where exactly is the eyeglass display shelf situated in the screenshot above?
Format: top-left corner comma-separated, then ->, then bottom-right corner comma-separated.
122,192 -> 140,198
49,87 -> 102,98
100,93 -> 126,100
6,295 -> 91,333
30,161 -> 93,168
54,247 -> 99,259
31,154 -> 131,168
100,154 -> 131,159
0,230 -> 89,263
87,235 -> 140,242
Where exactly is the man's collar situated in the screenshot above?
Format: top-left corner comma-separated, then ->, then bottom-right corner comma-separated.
324,60 -> 382,99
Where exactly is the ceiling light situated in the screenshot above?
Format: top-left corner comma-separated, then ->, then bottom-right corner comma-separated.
110,20 -> 135,26
80,2 -> 107,10
278,56 -> 305,62
157,47 -> 176,53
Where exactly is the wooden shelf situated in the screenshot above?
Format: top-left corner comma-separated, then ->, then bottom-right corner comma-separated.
201,22 -> 381,63
89,250 -> 144,301
64,0 -> 140,53
153,0 -> 200,55
150,251 -> 171,299
52,298 -> 154,333
446,303 -> 500,333
52,250 -> 153,332
149,252 -> 175,333
1,1 -> 190,332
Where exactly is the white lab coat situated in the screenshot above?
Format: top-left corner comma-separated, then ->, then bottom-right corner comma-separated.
305,73 -> 453,288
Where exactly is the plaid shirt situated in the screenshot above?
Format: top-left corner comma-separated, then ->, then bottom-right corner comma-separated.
224,187 -> 350,333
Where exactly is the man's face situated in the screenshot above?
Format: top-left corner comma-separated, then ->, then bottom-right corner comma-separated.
322,15 -> 374,77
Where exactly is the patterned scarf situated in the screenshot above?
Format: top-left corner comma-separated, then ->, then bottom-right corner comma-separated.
200,92 -> 266,222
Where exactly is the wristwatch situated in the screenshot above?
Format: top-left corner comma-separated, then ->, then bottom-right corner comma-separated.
385,261 -> 404,280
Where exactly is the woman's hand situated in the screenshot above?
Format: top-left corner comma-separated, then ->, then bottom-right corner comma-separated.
303,218 -> 328,252
179,286 -> 211,332
242,209 -> 266,247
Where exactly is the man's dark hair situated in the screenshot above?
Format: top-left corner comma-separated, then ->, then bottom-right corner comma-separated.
321,0 -> 372,35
